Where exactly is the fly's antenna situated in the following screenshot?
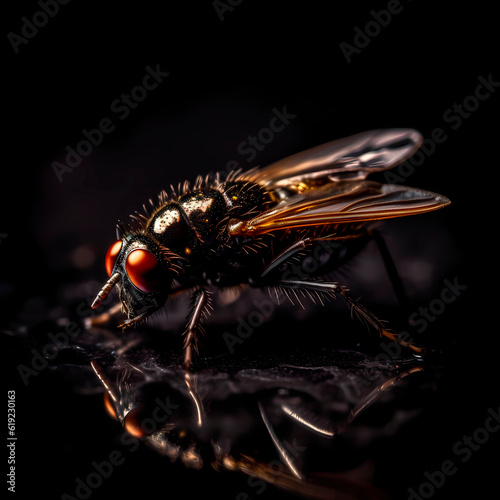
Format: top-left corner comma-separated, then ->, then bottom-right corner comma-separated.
91,272 -> 121,309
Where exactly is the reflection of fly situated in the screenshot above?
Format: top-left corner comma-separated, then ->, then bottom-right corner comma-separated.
91,129 -> 450,365
91,358 -> 423,499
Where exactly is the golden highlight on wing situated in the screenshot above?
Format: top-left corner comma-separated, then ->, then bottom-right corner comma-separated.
228,180 -> 450,236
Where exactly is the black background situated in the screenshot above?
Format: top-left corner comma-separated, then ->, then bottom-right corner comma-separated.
3,1 -> 498,499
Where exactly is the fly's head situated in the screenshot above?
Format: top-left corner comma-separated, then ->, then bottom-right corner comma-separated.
92,361 -> 204,469
92,231 -> 182,328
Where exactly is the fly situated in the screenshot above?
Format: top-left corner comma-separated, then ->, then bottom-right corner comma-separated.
91,128 -> 450,368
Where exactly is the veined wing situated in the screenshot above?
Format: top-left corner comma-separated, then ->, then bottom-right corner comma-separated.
228,180 -> 450,236
243,128 -> 423,186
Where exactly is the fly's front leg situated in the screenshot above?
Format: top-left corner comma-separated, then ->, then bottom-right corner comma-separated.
182,288 -> 213,370
276,279 -> 425,354
86,302 -> 124,329
182,288 -> 212,427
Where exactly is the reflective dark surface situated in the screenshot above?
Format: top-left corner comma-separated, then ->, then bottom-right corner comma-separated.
6,304 -> 424,499
88,343 -> 426,500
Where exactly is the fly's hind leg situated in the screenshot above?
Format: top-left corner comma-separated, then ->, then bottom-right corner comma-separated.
371,229 -> 409,310
275,279 -> 425,354
336,286 -> 424,354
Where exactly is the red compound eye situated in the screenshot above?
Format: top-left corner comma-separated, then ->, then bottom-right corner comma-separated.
105,240 -> 123,277
124,405 -> 150,438
103,392 -> 118,421
125,249 -> 162,293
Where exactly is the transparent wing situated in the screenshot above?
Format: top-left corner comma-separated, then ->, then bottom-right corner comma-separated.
228,180 -> 450,236
243,128 -> 423,186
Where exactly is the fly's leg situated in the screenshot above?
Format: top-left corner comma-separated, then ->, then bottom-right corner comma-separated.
255,366 -> 423,484
182,288 -> 213,370
182,288 -> 212,427
260,236 -> 341,279
258,401 -> 304,480
278,401 -> 335,438
372,230 -> 409,310
341,365 -> 423,430
275,279 -> 425,354
87,302 -> 124,329
260,229 -> 410,309
272,366 -> 423,437
87,285 -> 191,330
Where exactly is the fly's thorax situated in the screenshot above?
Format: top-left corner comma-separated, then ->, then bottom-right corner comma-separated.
220,180 -> 273,219
146,190 -> 226,256
147,202 -> 191,250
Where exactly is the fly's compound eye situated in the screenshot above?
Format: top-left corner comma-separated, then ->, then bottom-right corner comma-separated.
125,249 -> 162,293
124,405 -> 154,438
105,240 -> 123,277
103,391 -> 118,421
